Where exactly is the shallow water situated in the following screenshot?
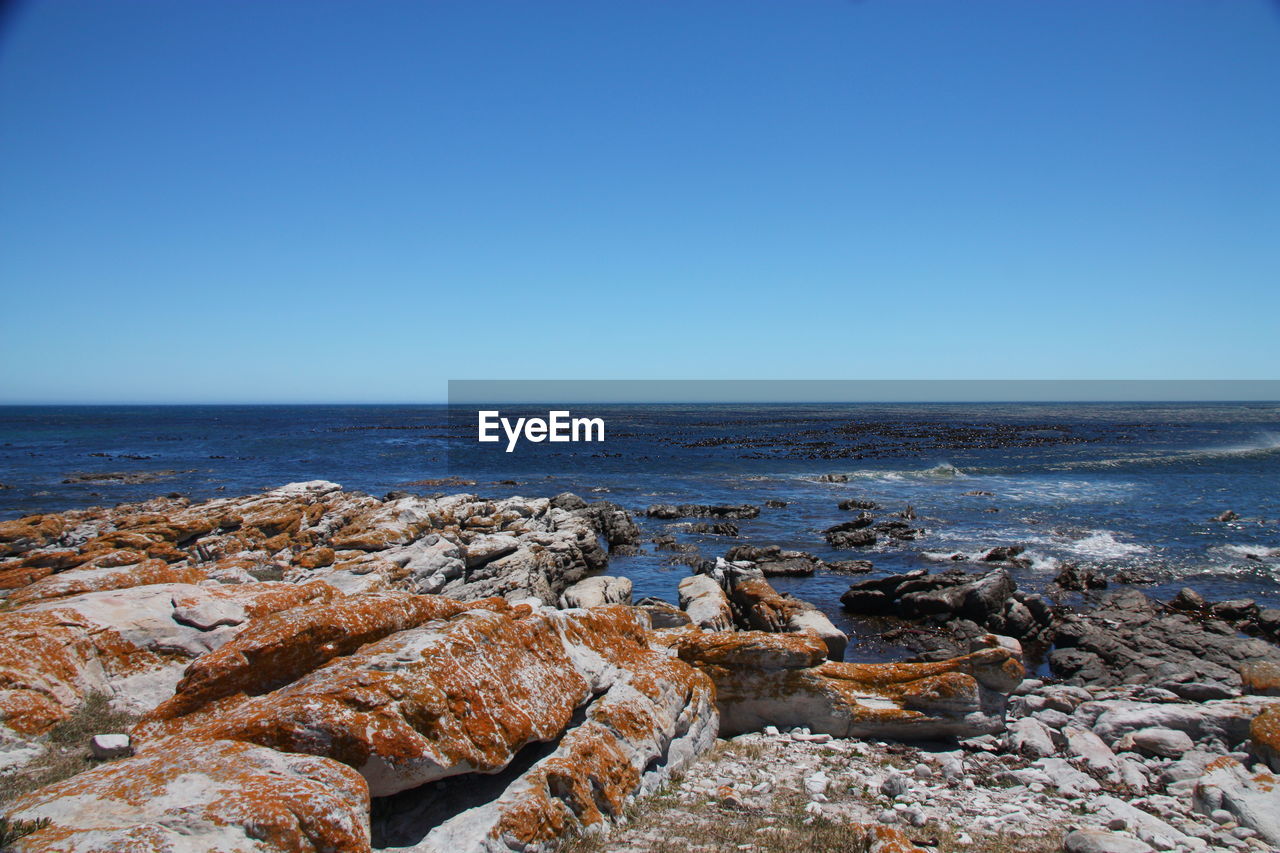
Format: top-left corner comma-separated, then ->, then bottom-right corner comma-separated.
2,403 -> 1277,645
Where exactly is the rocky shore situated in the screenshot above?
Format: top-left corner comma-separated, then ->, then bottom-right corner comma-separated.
0,482 -> 1276,852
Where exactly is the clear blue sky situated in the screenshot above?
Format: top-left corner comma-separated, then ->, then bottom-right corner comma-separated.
1,1 -> 1277,403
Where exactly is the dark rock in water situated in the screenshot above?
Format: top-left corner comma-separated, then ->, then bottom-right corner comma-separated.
764,499 -> 788,508
686,521 -> 739,536
1049,588 -> 1280,694
609,543 -> 643,557
1171,587 -> 1207,611
1053,563 -> 1108,591
873,519 -> 922,541
652,534 -> 697,553
575,501 -> 642,550
827,559 -> 874,574
645,503 -> 760,520
840,568 -> 1053,648
897,505 -> 916,520
1211,509 -> 1239,522
551,492 -> 589,512
664,553 -> 709,570
384,490 -> 414,502
837,498 -> 879,511
816,473 -> 849,483
1258,608 -> 1280,638
981,545 -> 1026,563
828,513 -> 873,531
1211,598 -> 1259,621
825,527 -> 877,549
840,588 -> 891,613
724,544 -> 818,577
963,490 -> 994,497
1112,568 -> 1156,585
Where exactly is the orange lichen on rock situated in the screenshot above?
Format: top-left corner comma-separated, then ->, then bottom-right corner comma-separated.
1242,661 -> 1280,697
3,738 -> 371,853
5,558 -> 206,606
0,514 -> 69,558
0,581 -> 335,736
676,630 -> 1020,738
135,606 -> 600,796
1252,704 -> 1280,771
141,591 -> 499,722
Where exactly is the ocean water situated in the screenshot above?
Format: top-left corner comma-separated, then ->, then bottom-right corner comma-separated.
2,403 -> 1278,657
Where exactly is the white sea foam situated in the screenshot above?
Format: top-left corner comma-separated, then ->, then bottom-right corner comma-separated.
1220,544 -> 1280,561
1064,530 -> 1149,560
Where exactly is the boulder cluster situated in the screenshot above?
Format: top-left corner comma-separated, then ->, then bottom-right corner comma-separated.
0,482 -> 1029,853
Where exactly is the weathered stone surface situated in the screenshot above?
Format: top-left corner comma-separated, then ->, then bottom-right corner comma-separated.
1050,589 -> 1280,695
1192,757 -> 1280,844
645,503 -> 759,520
674,630 -> 1020,738
1082,696 -> 1275,750
6,559 -> 206,606
0,581 -> 334,738
136,605 -> 717,805
1006,717 -> 1058,759
558,575 -> 632,609
3,738 -> 371,852
1115,727 -> 1194,759
1062,829 -> 1154,853
1252,704 -> 1280,772
840,567 -> 1053,654
1241,661 -> 1280,696
723,544 -> 820,576
678,574 -> 734,632
720,562 -> 847,660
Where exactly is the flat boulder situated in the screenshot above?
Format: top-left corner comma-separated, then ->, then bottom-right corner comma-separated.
2,738 -> 371,852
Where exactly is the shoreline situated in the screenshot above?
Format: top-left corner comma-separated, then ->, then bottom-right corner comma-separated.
0,481 -> 1277,852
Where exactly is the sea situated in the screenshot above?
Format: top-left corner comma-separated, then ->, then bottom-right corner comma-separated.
2,402 -> 1277,660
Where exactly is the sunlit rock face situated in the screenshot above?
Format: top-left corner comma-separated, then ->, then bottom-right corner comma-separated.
674,629 -> 1022,739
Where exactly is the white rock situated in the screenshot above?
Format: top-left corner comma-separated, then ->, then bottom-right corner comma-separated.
558,575 -> 633,609
89,733 -> 132,759
1008,717 -> 1058,759
1066,725 -> 1123,783
1118,727 -> 1195,759
1192,759 -> 1280,845
1062,828 -> 1155,853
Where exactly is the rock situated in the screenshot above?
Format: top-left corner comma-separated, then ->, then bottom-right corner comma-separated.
1050,589 -> 1280,694
1062,828 -> 1155,853
635,598 -> 691,629
88,733 -> 131,759
1032,757 -> 1100,797
1007,717 -> 1058,759
721,564 -> 847,659
6,559 -> 207,607
1116,727 -> 1194,759
724,544 -> 820,576
575,501 -> 642,550
1211,510 -> 1239,522
1171,587 -> 1207,611
1098,773 -> 1225,848
1063,726 -> 1122,783
1055,563 -> 1108,591
1086,696 -> 1275,749
645,503 -> 760,520
558,575 -> 633,608
1241,662 -> 1280,697
674,630 -> 1022,739
3,738 -> 372,852
678,574 -> 734,632
686,520 -> 739,536
881,772 -> 910,797
1251,704 -> 1280,772
981,545 -> 1027,564
0,581 -> 334,737
137,604 -> 717,805
549,492 -> 588,512
827,559 -> 875,574
838,498 -> 880,511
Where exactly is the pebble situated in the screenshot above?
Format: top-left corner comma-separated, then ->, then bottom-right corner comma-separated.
880,773 -> 909,797
913,762 -> 932,779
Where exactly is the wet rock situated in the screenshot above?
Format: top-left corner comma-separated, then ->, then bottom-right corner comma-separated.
1054,562 -> 1108,591
823,521 -> 878,549
724,544 -> 820,576
827,559 -> 874,574
1211,510 -> 1239,522
575,500 -> 642,550
686,520 -> 739,536
645,503 -> 760,520
838,498 -> 880,511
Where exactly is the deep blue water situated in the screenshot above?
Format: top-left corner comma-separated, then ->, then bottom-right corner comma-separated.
2,403 -> 1278,654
